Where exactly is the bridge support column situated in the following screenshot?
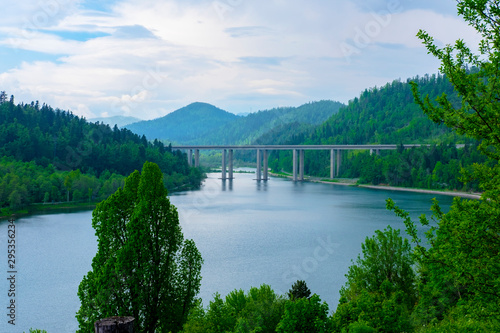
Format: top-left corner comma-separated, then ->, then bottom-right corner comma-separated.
222,149 -> 227,180
330,149 -> 335,179
256,149 -> 262,180
293,149 -> 298,181
336,149 -> 341,177
228,149 -> 233,180
263,150 -> 268,180
194,149 -> 200,167
187,149 -> 192,166
299,150 -> 304,181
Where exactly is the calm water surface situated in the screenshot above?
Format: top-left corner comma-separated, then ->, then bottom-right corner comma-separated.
0,172 -> 454,332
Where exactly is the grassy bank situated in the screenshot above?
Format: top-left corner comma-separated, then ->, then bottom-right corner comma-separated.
268,172 -> 480,199
0,201 -> 98,220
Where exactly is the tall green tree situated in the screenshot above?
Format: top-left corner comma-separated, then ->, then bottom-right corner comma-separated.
287,280 -> 312,300
388,0 -> 500,328
77,162 -> 203,333
276,294 -> 330,333
332,226 -> 416,332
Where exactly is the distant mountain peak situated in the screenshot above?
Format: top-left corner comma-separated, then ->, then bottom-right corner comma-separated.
125,102 -> 238,142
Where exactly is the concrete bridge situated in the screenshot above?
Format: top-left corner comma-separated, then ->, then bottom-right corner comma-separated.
172,144 -> 440,181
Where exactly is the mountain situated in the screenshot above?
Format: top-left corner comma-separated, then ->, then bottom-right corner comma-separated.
89,115 -> 141,128
199,100 -> 344,145
125,102 -> 239,142
125,100 -> 344,144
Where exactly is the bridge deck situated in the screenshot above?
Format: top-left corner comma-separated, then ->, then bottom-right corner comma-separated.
171,144 -> 439,150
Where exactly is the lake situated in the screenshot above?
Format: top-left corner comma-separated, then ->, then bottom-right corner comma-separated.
0,172 -> 454,332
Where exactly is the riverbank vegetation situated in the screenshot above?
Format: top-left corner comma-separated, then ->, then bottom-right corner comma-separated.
0,99 -> 205,216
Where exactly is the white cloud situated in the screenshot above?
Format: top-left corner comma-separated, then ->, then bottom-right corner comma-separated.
0,0 -> 484,118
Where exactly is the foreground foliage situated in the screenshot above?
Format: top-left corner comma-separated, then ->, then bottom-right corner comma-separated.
388,0 -> 500,329
77,162 -> 203,333
331,226 -> 416,332
182,283 -> 331,333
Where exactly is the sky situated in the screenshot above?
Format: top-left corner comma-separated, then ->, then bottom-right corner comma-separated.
0,0 -> 482,120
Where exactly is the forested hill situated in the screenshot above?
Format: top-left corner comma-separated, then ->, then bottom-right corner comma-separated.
304,74 -> 464,145
125,102 -> 239,142
262,74 -> 485,192
0,97 -> 204,211
124,100 -> 344,145
199,100 -> 344,145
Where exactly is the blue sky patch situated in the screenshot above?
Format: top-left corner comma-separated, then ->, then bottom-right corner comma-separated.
46,30 -> 110,42
0,46 -> 60,72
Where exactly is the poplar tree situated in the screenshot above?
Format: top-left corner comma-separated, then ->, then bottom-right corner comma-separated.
76,161 -> 203,333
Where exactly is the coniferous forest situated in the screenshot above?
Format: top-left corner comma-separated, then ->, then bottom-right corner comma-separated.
262,75 -> 489,192
0,99 -> 204,214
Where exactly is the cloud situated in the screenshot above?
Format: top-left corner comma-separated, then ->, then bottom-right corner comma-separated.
113,25 -> 158,39
0,0 -> 484,119
224,26 -> 271,38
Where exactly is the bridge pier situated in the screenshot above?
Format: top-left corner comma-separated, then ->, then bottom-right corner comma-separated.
228,149 -> 233,179
330,149 -> 334,179
195,149 -> 200,167
263,150 -> 268,180
293,149 -> 298,181
336,149 -> 341,177
187,149 -> 193,167
299,150 -> 304,181
256,149 -> 262,180
221,149 -> 227,179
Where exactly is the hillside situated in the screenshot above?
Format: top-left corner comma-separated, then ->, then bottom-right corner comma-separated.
199,100 -> 344,145
308,74 -> 463,145
125,102 -> 239,142
0,98 -> 204,211
125,100 -> 343,145
263,74 -> 484,192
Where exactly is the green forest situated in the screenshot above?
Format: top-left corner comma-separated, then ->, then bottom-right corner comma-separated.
126,100 -> 344,145
0,99 -> 204,214
263,74 -> 489,192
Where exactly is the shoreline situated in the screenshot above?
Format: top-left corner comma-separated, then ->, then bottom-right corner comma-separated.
270,172 -> 481,199
0,202 -> 97,221
356,184 -> 481,199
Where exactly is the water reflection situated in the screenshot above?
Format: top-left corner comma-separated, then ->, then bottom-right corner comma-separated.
256,179 -> 268,191
221,179 -> 234,191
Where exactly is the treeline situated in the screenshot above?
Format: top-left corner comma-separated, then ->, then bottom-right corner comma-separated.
0,97 -> 194,175
269,142 -> 488,191
0,96 -> 204,212
343,143 -> 489,191
202,100 -> 344,145
0,157 -> 125,214
261,75 -> 484,191
0,156 -> 203,214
